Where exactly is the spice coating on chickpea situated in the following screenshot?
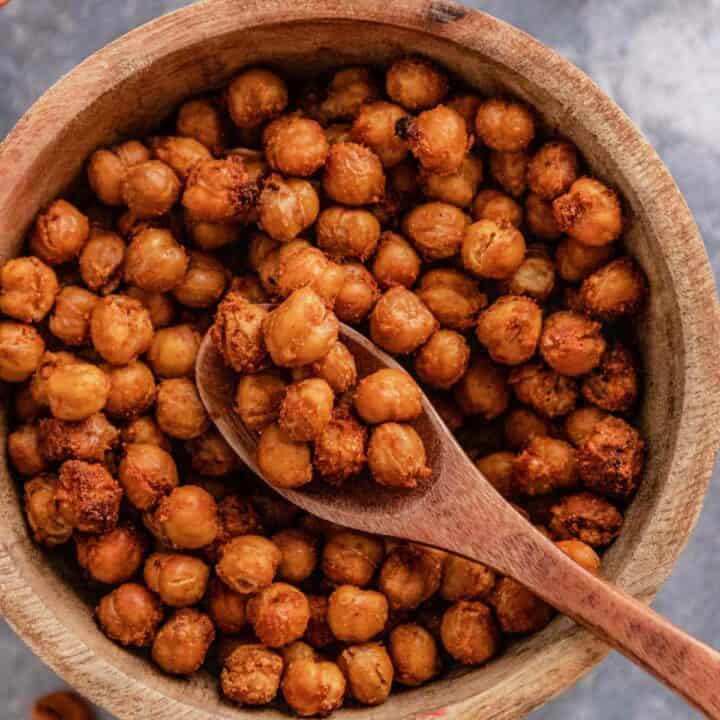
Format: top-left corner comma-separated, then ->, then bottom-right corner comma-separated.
322,530 -> 384,587
322,142 -> 385,206
472,189 -> 523,228
513,435 -> 578,496
378,544 -> 442,611
149,485 -> 218,549
371,231 -> 422,289
489,150 -> 528,198
441,554 -> 496,602
327,585 -> 389,643
24,475 -> 73,547
306,67 -> 379,124
118,443 -> 178,511
564,406 -> 608,447
581,342 -> 638,413
403,201 -> 470,261
313,408 -> 367,484
104,361 -> 156,420
233,371 -> 286,432
351,101 -> 408,167
509,362 -> 578,418
172,250 -> 227,308
338,642 -> 394,705
549,492 -> 623,547
210,292 -> 268,373
96,582 -> 163,647
462,219 -> 526,280
247,582 -> 310,647
389,623 -> 440,685
155,377 -> 209,439
415,330 -> 470,390
147,323 -> 200,379
152,608 -> 215,675
90,294 -> 154,365
258,174 -> 320,242
386,57 -> 448,111
0,256 -> 58,322
49,286 -> 98,346
420,155 -> 483,208
476,295 -> 543,366
76,522 -> 146,585
475,452 -> 516,498
46,363 -> 110,422
316,206 -> 380,262
279,378 -> 334,442
216,534 -> 281,594
540,311 -> 606,376
415,268 -> 487,331
454,357 -> 509,420
527,141 -> 580,199
354,369 -> 422,424
221,644 -> 284,706
149,135 -> 212,181
30,350 -> 78,405
368,422 -> 431,488
257,422 -> 314,489
490,577 -> 553,634
263,115 -> 328,176
441,601 -> 500,664
227,68 -> 288,128
310,340 -> 357,394
30,200 -> 90,266
579,256 -> 646,320
370,287 -> 437,354
475,98 -> 535,152
334,262 -> 380,324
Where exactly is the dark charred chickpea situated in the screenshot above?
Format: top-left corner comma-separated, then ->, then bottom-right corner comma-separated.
581,343 -> 638,412
386,57 -> 448,111
311,341 -> 357,394
441,601 -> 500,664
549,492 -> 623,546
272,528 -> 318,584
257,422 -> 313,489
540,311 -> 606,376
227,68 -> 288,128
525,192 -> 562,240
96,582 -> 163,647
322,142 -> 385,206
172,250 -> 227,308
118,443 -> 178,510
176,98 -> 228,154
334,263 -> 380,324
476,295 -> 543,366
415,268 -> 487,331
149,135 -> 212,181
440,555 -> 496,602
505,246 -> 555,301
8,424 -> 47,476
149,485 -> 218,549
0,256 -> 58,322
30,200 -> 89,266
378,544 -> 442,611
370,287 -> 437,355
263,115 -> 328,176
322,530 -> 384,587
210,292 -> 268,373
454,357 -> 509,420
123,228 -> 188,293
513,435 -> 578,496
555,237 -> 614,283
279,378 -> 334,442
155,378 -> 209,439
46,363 -> 110,421
475,452 -> 515,498
313,409 -> 367,484
504,407 -> 550,450
216,535 -> 281,594
233,371 -> 287,432
402,201 -> 470,261
182,156 -> 253,223
462,219 -> 526,279
420,155 -> 483,208
556,539 -> 601,575
125,286 -> 176,328
87,140 -> 151,206
415,330 -> 470,390
247,582 -> 310,647
490,577 -> 553,634
32,691 -> 94,720
49,286 -> 98,346
579,257 -> 647,320
489,150 -> 528,198
23,475 -> 73,547
148,324 -> 201,378
221,644 -> 284,706
282,658 -> 346,717
144,552 -> 210,607
508,362 -> 578,419
389,623 -> 439,685
152,608 -> 215,675
475,98 -> 535,152
316,206 -> 380,262
527,141 -> 580,199
354,369 -> 422,424
371,231 -> 421,289
105,360 -> 156,420
338,643 -> 394,706
90,294 -> 153,365
564,406 -> 608,447
327,585 -> 389,643
472,189 -> 523,227
208,578 -> 247,633
79,228 -> 126,294
76,522 -> 146,584
257,174 -> 319,243
351,101 -> 409,167
121,160 -> 180,219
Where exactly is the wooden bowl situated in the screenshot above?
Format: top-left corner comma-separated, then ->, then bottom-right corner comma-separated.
1,1 -> 719,718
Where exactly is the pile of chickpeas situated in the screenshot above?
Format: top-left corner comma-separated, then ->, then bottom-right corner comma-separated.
2,56 -> 647,716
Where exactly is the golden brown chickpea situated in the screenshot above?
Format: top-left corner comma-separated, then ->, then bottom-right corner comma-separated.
475,451 -> 515,498
369,287 -> 437,355
146,323 -> 200,379
415,330 -> 470,390
441,601 -> 500,664
279,378 -> 334,442
316,206 -> 381,261
123,228 -> 188,293
28,350 -> 78,406
30,200 -> 90,266
76,522 -> 147,584
513,435 -> 578,496
227,68 -> 288,128
96,582 -> 163,647
525,192 -> 562,240
87,140 -> 151,206
124,286 -> 176,328
149,135 -> 212,181
386,57 -> 448,111
122,415 -> 171,451
415,268 -> 487,331
527,141 -> 580,199
322,142 -> 385,206
503,407 -> 550,450
553,177 -> 623,246
462,219 -> 526,279
440,554 -> 496,602
313,408 -> 367,484
118,443 -> 178,510
310,340 -> 357,394
578,257 -> 646,320
221,644 -> 284,706
120,160 -> 180,219
104,361 -> 156,420
247,582 -> 310,647
257,174 -> 320,242
549,492 -> 623,546
173,250 -> 228,308
556,539 -> 602,575
505,246 -> 556,301
0,257 -> 58,322
322,530 -> 384,587
454,357 -> 509,420
327,585 -> 389,643
257,422 -> 314,489
338,643 -> 394,706
38,412 -> 118,464
353,369 -> 422,424
144,552 -> 210,607
55,460 -> 122,533
351,101 -> 408,167
47,285 -> 97,347
489,577 -> 553,634
324,123 -> 353,145
23,475 -> 73,547
203,496 -> 265,562
263,115 -> 328,176
539,311 -> 606,376
233,371 -> 287,432
211,294 -> 268,375
378,544 -> 442,611
186,216 -> 241,251
78,228 -> 125,294
475,98 -> 535,152
304,595 -> 334,649
489,150 -> 528,198
229,273 -> 268,304
312,67 -> 379,123
270,528 -> 317,584
152,608 -> 215,675
389,623 -> 439,686
563,406 -> 608,447
402,201 -> 470,261
176,97 -> 228,154
555,237 -> 613,283
90,294 -> 153,365
282,658 -> 346,717
8,424 -> 47,475
149,485 -> 218,549
45,362 -> 110,421
155,377 -> 209,439
371,231 -> 422,289
476,295 -> 542,366
334,263 -> 380,324
186,429 -> 239,477
509,362 -> 578,418
216,534 -> 281,594
32,691 -> 94,720
472,189 -> 523,227
581,343 -> 638,412
208,578 -> 247,633
420,155 -> 483,208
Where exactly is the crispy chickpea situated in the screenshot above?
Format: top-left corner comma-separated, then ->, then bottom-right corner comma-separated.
338,643 -> 394,706
205,496 -> 265,561
282,658 -> 346,717
227,68 -> 288,128
104,361 -> 156,419
304,595 -> 334,649
55,460 -> 122,533
556,539 -> 601,575
322,530 -> 384,587
8,424 -> 47,475
47,285 -> 97,346
370,287 -> 437,355
313,408 -> 367,484
310,341 -> 357,393
371,231 -> 421,289
415,268 -> 486,331
32,691 -> 94,720
386,57 -> 448,111
87,140 -> 151,205
476,295 -> 542,366
155,378 -> 209,439
210,292 -> 268,374
263,115 -> 328,176
505,247 -> 556,301
441,601 -> 500,664
509,362 -> 578,418
525,192 -> 562,240
222,644 -> 284,706
229,273 -> 268,303
271,528 -> 318,584
581,342 -> 638,413
0,256 -> 58,322
402,201 -> 470,261
312,67 -> 379,123
475,451 -> 515,498
30,200 -> 90,265
125,286 -> 176,328
122,415 -> 171,451
490,577 -> 553,634
334,263 -> 380,324
446,92 -> 482,128
118,443 -> 178,510
322,142 -> 385,206
316,206 -> 380,261
233,371 -> 287,432
257,422 -> 313,489
475,98 -> 535,152
503,407 -> 550,450
121,160 -> 180,218
144,552 -> 210,607
208,578 -> 247,633
539,311 -> 606,376
564,406 -> 608,447
182,156 -> 253,223
579,256 -> 646,320
96,582 -> 163,647
489,150 -> 528,198
420,155 -> 483,208
90,294 -> 153,365
378,544 -> 442,611
146,323 -> 200,379
29,351 -> 78,406
353,369 -> 422,424
258,174 -> 320,242
527,141 -> 580,199
264,287 -> 339,367
76,522 -> 147,584
149,485 -> 218,549
149,135 -> 212,180
123,228 -> 188,293
187,216 -> 241,251
555,237 -> 613,283
549,492 -> 623,546
513,435 -> 578,496
46,363 -> 110,421
78,228 -> 125,294
462,219 -> 526,279
247,582 -> 310,647
216,534 -> 281,594
23,475 -> 73,547
279,378 -> 334,442
325,123 -> 352,145
441,555 -> 496,602
454,357 -> 509,420
415,330 -> 470,390
152,608 -> 215,675
176,98 -> 229,154
173,250 -> 227,308
472,189 -> 523,227
351,101 -> 408,167
553,177 -> 623,246
186,429 -> 239,477
389,623 -> 439,686
327,585 -> 388,643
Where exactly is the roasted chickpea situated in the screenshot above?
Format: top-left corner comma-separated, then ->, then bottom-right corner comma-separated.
489,150 -> 528,198
350,101 -> 408,167
505,247 -> 556,301
145,323 -> 200,379
257,174 -> 319,242
46,362 -> 110,421
556,539 -> 601,575
186,429 -> 239,477
308,341 -> 356,394
475,451 -> 515,498
311,67 -> 379,123
204,496 -> 265,562
441,601 -> 501,664
303,595 -> 334,649
369,287 -> 437,355
256,422 -> 313,489
176,97 -> 228,154
23,475 -> 73,547
120,160 -> 180,219
152,608 -> 215,675
210,293 -> 268,375
55,460 -> 122,533
316,206 -> 380,261
513,435 -> 578,496
322,530 -> 384,587
227,68 -> 288,128
96,582 -> 163,646
378,544 -> 442,611
29,351 -> 78,406
503,407 -> 550,450
414,330 -> 470,390
8,424 -> 47,475
121,415 -> 171,451
353,369 -> 422,424
247,582 -> 310,647
509,362 -> 578,418
208,577 -> 247,633
282,658 -> 346,717
402,201 -> 470,261
118,443 -> 178,510
325,123 -> 353,145
371,231 -> 421,289
386,57 -> 448,111
525,192 -> 562,240
446,92 -> 482,129
47,285 -> 97,346
527,141 -> 580,199
87,140 -> 151,206
144,552 -> 210,607
182,156 -> 253,223
122,228 -> 188,293
0,256 -> 58,322
90,294 -> 153,365
440,554 -> 495,603
334,263 -> 380,324
454,357 -> 509,420
475,98 -> 535,152
579,256 -> 646,320
32,691 -> 94,720
148,484 -> 218,549
563,406 -> 608,447
476,295 -> 542,366
76,522 -> 147,584
420,155 -> 483,208
472,189 -> 522,227
172,250 -> 227,308
14,384 -> 44,423
221,644 -> 284,706
415,268 -> 486,331
30,200 -> 90,266
539,311 -> 606,376
555,237 -> 613,283
270,528 -> 318,584
233,371 -> 287,432
327,585 -> 388,643
389,623 -> 439,686
263,115 -> 328,176
462,219 -> 526,279
229,273 -> 268,303
155,378 -> 209,439
322,142 -> 385,206
104,361 -> 156,419
216,534 -> 281,594
580,343 -> 637,413
187,216 -> 241,251
149,135 -> 212,180
313,408 -> 367,484
279,378 -> 334,442
489,577 -> 553,634
125,286 -> 176,328
77,229 -> 125,294
549,491 -> 624,546
553,177 -> 623,246
338,643 -> 394,706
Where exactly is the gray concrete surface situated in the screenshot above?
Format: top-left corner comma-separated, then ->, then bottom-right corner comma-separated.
1,1 -> 718,718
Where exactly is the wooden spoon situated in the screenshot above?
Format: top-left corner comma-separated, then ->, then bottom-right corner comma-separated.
197,324 -> 720,718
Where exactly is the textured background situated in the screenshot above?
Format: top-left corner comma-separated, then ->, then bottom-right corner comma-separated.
1,1 -> 718,718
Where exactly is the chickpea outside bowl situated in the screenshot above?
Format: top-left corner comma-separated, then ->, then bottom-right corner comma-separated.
0,3 -> 719,720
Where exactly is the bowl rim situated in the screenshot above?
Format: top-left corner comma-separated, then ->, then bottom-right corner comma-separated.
1,1 -> 719,719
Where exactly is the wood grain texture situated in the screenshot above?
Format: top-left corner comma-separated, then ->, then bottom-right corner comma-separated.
1,1 -> 719,719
